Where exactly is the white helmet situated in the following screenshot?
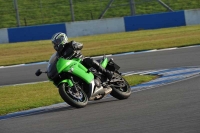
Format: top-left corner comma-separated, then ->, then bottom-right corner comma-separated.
51,32 -> 68,52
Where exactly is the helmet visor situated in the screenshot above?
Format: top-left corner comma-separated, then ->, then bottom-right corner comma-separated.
52,36 -> 64,51
52,37 -> 63,45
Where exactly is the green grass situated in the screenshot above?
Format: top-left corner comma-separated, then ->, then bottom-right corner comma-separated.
124,75 -> 158,87
0,75 -> 157,116
0,0 -> 199,28
0,24 -> 200,66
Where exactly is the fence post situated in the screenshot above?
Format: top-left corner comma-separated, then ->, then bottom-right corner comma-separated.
13,0 -> 20,27
99,0 -> 115,19
69,0 -> 75,21
40,0 -> 44,24
129,0 -> 136,15
157,0 -> 174,12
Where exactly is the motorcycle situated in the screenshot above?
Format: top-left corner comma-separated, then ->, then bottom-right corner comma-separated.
35,52 -> 131,108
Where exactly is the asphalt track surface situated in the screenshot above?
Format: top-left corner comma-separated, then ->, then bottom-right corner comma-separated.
1,46 -> 200,133
1,46 -> 200,86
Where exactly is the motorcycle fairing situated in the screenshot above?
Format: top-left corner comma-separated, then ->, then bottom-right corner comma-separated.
47,52 -> 110,98
56,57 -> 94,84
100,57 -> 108,68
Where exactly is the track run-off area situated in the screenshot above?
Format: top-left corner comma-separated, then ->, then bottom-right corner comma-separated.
0,46 -> 200,133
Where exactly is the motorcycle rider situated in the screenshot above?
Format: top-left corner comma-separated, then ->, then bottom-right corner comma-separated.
51,32 -> 113,80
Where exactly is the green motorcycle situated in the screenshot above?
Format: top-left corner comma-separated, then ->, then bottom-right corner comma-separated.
35,52 -> 131,108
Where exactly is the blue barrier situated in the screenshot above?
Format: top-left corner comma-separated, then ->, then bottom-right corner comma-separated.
4,10 -> 199,44
124,11 -> 186,31
8,23 -> 66,43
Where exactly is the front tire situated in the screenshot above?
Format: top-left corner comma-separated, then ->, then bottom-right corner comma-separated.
110,72 -> 131,100
59,83 -> 88,108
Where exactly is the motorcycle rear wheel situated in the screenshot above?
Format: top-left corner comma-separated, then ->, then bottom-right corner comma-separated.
110,72 -> 131,100
59,83 -> 88,108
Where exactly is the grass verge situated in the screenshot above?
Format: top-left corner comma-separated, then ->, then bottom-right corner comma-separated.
0,25 -> 200,66
0,74 -> 157,116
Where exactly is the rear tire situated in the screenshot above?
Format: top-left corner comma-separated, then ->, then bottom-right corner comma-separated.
110,72 -> 131,100
59,83 -> 88,108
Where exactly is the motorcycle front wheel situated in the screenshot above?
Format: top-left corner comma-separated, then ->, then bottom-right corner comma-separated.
58,83 -> 88,108
110,72 -> 131,100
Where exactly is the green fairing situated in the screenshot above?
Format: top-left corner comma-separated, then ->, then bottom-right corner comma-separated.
56,58 -> 94,84
101,58 -> 108,68
58,79 -> 73,87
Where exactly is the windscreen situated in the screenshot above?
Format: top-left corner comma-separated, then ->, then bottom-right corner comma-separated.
47,52 -> 59,80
